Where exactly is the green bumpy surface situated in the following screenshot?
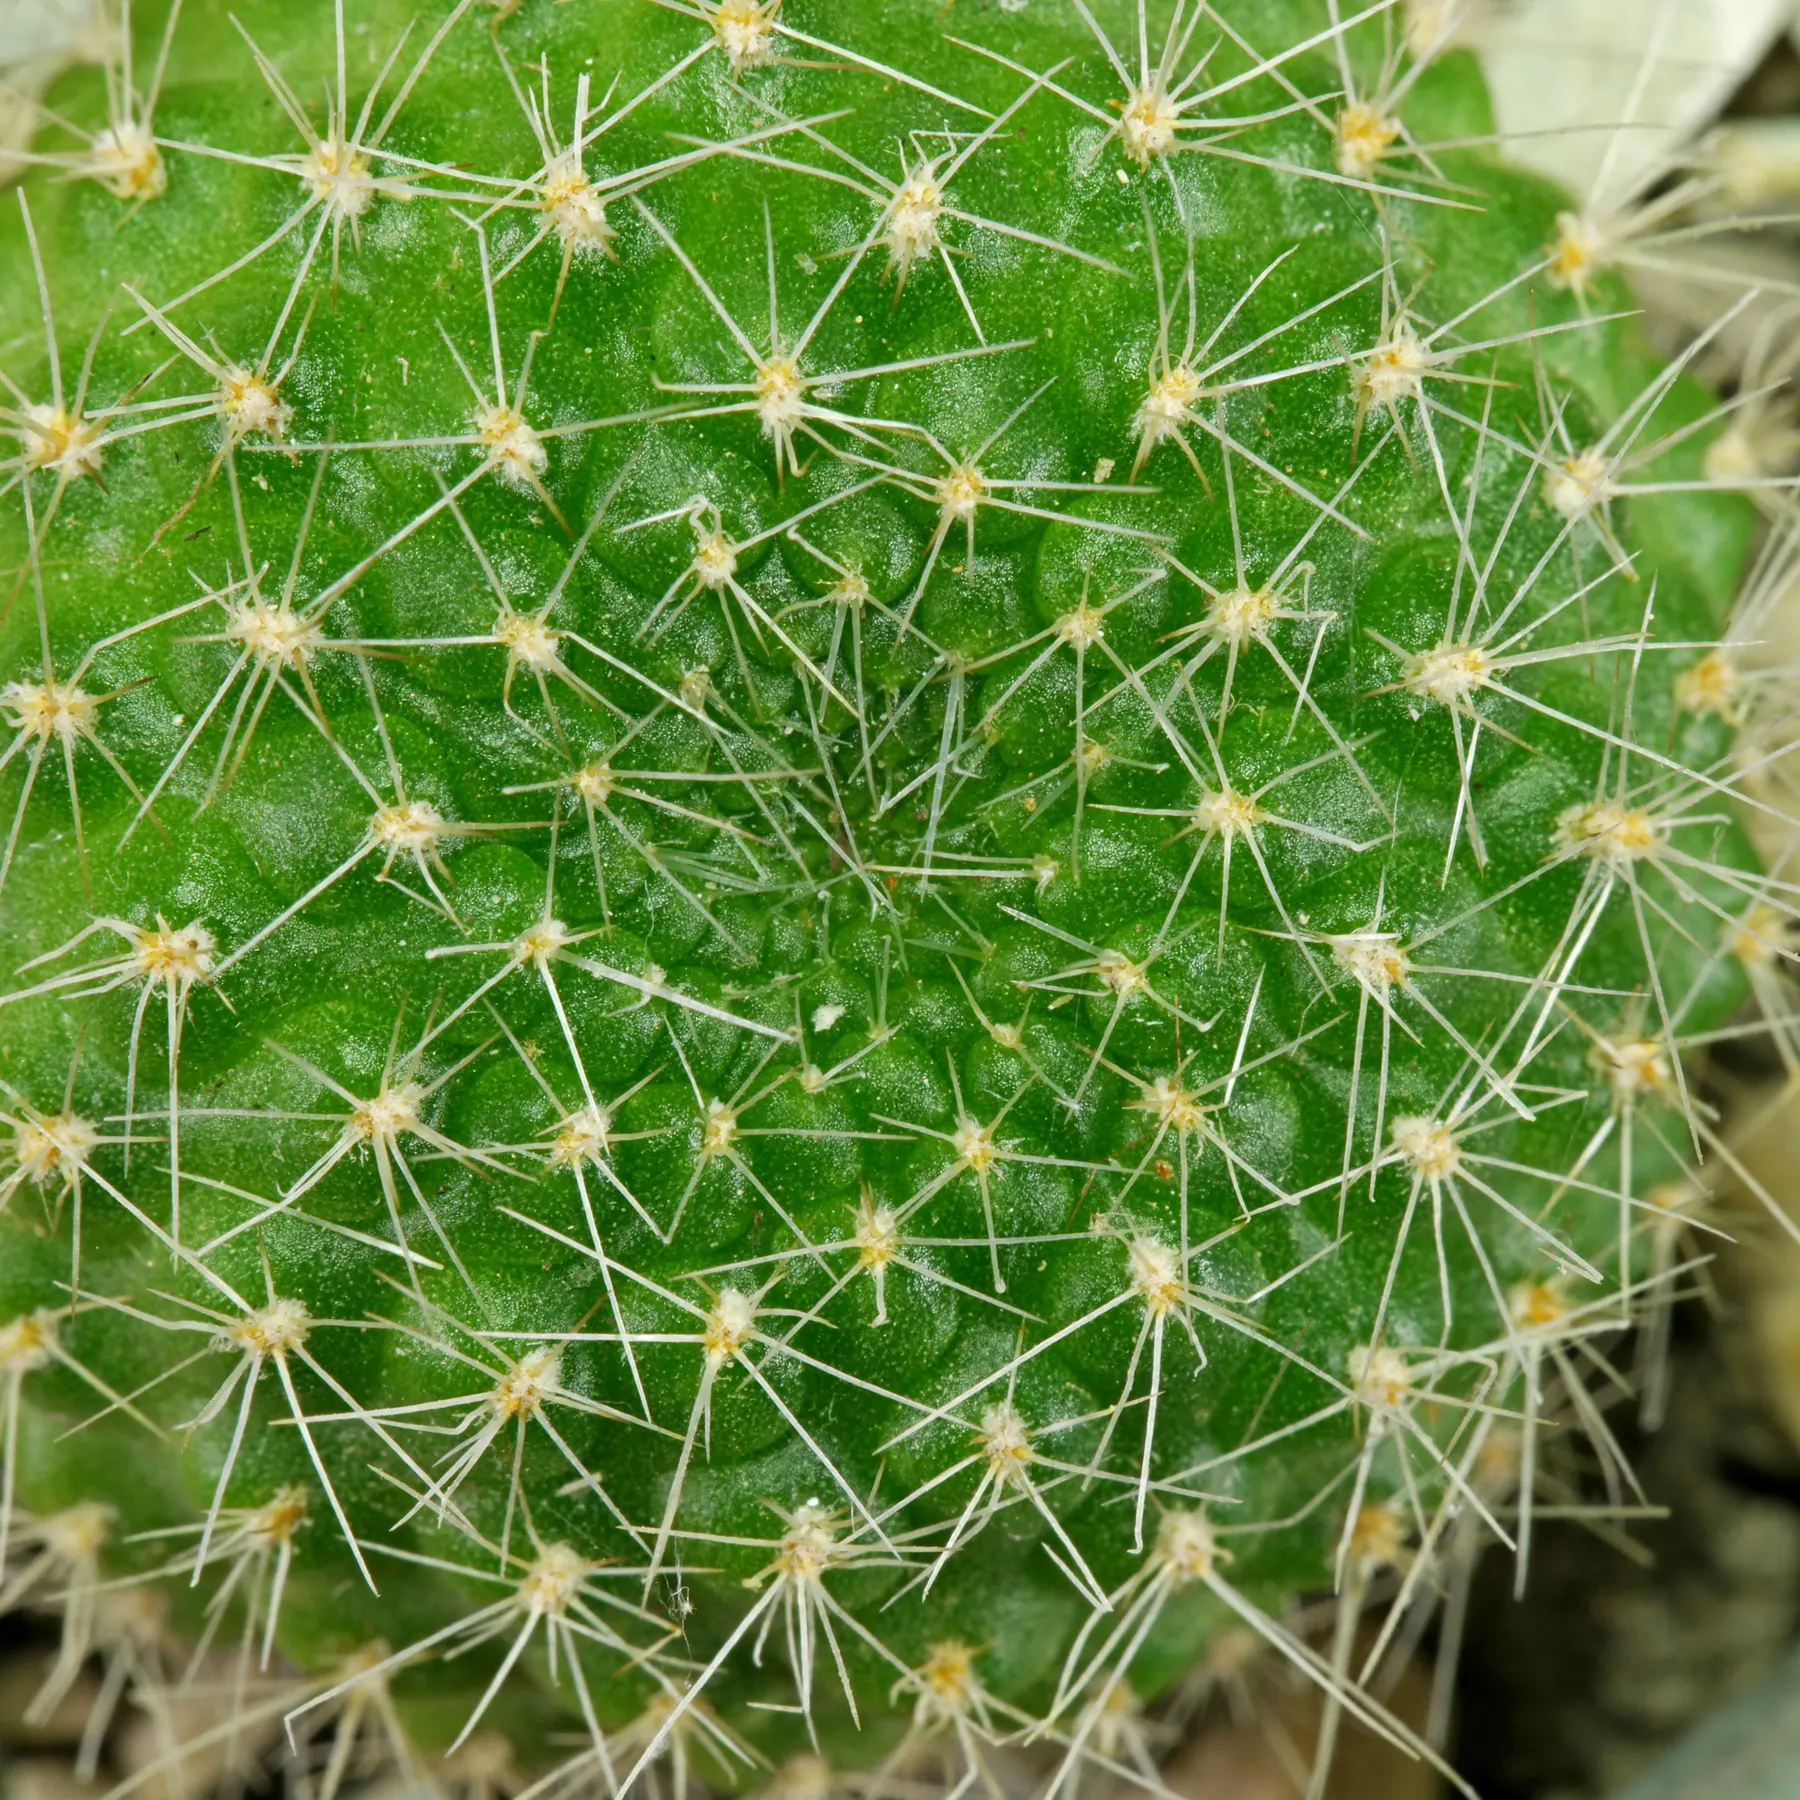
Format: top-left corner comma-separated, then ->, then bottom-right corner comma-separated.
0,0 -> 1766,1787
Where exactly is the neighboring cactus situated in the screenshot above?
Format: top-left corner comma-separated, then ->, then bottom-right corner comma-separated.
0,1 -> 1788,1794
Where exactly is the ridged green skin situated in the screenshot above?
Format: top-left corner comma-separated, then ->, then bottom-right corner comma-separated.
0,0 -> 1759,1782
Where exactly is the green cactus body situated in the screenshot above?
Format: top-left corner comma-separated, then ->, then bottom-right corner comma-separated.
0,0 -> 1775,1791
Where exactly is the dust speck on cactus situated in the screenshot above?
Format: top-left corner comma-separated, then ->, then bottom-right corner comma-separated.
0,1 -> 1793,1796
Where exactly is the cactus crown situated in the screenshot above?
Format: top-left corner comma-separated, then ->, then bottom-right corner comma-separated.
0,0 -> 1782,1794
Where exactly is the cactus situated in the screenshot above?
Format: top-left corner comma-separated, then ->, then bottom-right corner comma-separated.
0,1 -> 1786,1794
